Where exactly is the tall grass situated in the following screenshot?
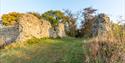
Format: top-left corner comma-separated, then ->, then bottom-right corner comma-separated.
83,23 -> 125,63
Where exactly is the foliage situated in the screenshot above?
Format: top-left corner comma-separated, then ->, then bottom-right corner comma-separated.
83,40 -> 125,63
83,23 -> 125,63
27,12 -> 41,19
83,7 -> 97,15
2,12 -> 21,26
112,23 -> 125,38
41,10 -> 78,37
80,7 -> 97,37
42,10 -> 65,26
64,9 -> 77,37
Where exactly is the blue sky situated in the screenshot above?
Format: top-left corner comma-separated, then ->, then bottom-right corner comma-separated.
0,0 -> 125,22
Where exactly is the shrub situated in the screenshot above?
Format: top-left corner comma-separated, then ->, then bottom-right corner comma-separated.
2,12 -> 21,26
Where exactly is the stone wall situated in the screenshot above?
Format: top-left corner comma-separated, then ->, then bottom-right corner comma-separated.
82,13 -> 112,37
16,14 -> 52,41
49,23 -> 66,38
57,23 -> 66,38
0,25 -> 19,46
91,13 -> 112,37
0,14 -> 66,46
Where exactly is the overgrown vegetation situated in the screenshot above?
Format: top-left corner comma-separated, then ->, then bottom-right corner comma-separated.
1,7 -> 125,63
83,23 -> 125,63
2,12 -> 21,26
42,10 -> 65,26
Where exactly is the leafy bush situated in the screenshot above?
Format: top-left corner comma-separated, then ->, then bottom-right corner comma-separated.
42,10 -> 65,26
2,12 -> 21,26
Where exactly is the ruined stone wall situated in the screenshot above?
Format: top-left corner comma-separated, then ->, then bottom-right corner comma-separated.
91,13 -> 112,37
82,13 -> 112,37
16,14 -> 52,41
0,25 -> 19,46
0,14 -> 66,46
57,23 -> 66,38
49,23 -> 66,38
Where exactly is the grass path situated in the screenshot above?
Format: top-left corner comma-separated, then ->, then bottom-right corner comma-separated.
0,37 -> 84,63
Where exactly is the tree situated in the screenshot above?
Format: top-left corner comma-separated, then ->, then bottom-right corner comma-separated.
2,12 -> 21,26
41,10 -> 78,37
80,7 -> 97,37
64,9 -> 77,37
41,10 -> 65,27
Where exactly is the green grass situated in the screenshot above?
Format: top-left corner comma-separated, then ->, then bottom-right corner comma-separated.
0,37 -> 84,63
